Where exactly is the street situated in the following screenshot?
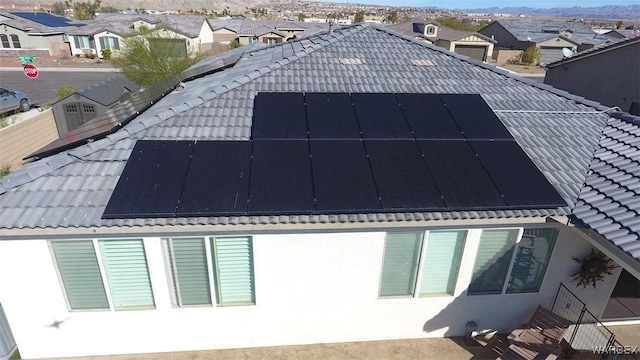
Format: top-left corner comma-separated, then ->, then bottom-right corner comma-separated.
0,68 -> 125,107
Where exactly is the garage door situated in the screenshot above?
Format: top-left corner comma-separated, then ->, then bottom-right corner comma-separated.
540,47 -> 565,65
454,45 -> 487,61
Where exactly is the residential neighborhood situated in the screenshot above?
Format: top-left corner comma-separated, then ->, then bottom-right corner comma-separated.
0,3 -> 639,360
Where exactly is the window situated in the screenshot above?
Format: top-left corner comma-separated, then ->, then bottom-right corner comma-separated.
249,36 -> 258,44
379,230 -> 467,297
75,35 -> 90,49
163,238 -> 212,306
469,227 -> 558,295
211,236 -> 255,305
419,230 -> 466,296
0,35 -> 9,48
426,25 -> 436,35
507,228 -> 558,293
99,36 -> 120,50
51,241 -> 109,310
82,103 -> 95,114
148,38 -> 187,57
9,35 -> 20,48
50,239 -> 154,311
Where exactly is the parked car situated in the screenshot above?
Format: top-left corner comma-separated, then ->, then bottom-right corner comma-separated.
0,88 -> 31,114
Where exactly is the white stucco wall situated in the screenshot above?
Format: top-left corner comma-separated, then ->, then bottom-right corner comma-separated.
0,224 -> 617,359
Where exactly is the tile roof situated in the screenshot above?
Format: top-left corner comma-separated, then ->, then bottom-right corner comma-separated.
0,24 -> 618,233
572,113 -> 640,261
492,20 -> 612,46
545,36 -> 640,68
0,11 -> 83,34
208,19 -> 332,38
388,21 -> 495,43
70,13 -> 207,38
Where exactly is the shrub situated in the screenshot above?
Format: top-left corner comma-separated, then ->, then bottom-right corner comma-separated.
56,86 -> 76,99
83,51 -> 97,59
229,39 -> 241,49
0,164 -> 11,179
521,46 -> 541,65
101,48 -> 112,60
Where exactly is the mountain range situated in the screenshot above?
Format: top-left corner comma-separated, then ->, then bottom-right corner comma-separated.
464,5 -> 640,20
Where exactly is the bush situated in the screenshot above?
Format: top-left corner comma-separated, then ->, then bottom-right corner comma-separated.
229,39 -> 241,49
0,164 -> 11,179
101,48 -> 112,60
56,86 -> 76,99
521,46 -> 541,65
83,51 -> 97,59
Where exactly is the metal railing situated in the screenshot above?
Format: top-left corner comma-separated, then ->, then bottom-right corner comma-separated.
551,283 -> 639,359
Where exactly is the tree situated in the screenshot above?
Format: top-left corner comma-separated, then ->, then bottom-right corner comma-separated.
386,11 -> 398,24
297,13 -> 306,21
354,10 -> 365,23
111,28 -> 202,86
616,21 -> 624,29
100,5 -> 119,13
521,45 -> 541,65
72,0 -> 102,20
52,1 -> 67,15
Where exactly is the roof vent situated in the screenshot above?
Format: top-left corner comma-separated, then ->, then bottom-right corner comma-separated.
410,59 -> 437,66
339,58 -> 365,65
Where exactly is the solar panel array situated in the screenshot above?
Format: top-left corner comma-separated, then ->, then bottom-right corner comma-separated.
103,92 -> 566,219
11,12 -> 85,27
29,51 -> 244,160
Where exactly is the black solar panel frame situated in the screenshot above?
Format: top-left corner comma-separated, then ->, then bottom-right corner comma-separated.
248,140 -> 315,214
103,140 -> 193,218
439,94 -> 513,140
251,92 -> 308,140
176,141 -> 252,217
351,93 -> 413,139
306,92 -> 361,139
396,93 -> 464,140
418,140 -> 509,210
366,140 -> 446,211
469,140 -> 567,208
310,140 -> 382,214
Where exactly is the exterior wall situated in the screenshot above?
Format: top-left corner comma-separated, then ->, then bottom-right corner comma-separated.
0,109 -> 57,171
93,31 -> 124,58
494,49 -> 522,65
544,42 -> 640,113
0,26 -> 63,55
538,37 -> 577,50
212,28 -> 238,43
198,21 -> 214,45
479,22 -> 517,49
258,32 -> 285,44
0,223 -> 616,359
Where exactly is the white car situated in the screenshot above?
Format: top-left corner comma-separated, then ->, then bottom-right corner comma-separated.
0,87 -> 31,114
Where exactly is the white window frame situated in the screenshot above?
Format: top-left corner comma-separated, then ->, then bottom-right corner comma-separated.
49,238 -> 155,312
77,35 -> 90,49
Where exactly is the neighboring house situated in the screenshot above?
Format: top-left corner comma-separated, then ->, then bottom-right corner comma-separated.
389,21 -> 496,62
67,14 -> 215,57
208,19 -> 333,45
51,77 -> 140,136
0,24 -> 638,359
0,303 -> 17,360
544,37 -> 640,115
478,20 -> 615,64
0,12 -> 83,56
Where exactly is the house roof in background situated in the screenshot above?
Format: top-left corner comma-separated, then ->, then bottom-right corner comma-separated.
0,11 -> 83,34
490,20 -> 614,46
70,13 -> 208,38
208,19 -> 333,38
572,112 -> 640,261
9,11 -> 84,28
388,21 -> 495,43
0,24 -> 619,234
545,36 -> 640,68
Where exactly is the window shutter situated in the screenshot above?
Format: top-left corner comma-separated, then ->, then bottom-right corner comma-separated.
99,239 -> 155,310
51,241 -> 109,310
172,238 -> 211,306
379,232 -> 422,297
89,36 -> 95,49
211,236 -> 255,305
468,229 -> 519,295
419,231 -> 466,296
262,37 -> 268,44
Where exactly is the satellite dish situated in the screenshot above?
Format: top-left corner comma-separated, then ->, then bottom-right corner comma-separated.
562,48 -> 574,58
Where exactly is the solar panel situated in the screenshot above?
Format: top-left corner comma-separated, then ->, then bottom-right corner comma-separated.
176,141 -> 252,216
418,140 -> 508,209
366,140 -> 445,210
439,94 -> 513,140
396,93 -> 463,139
12,12 -> 84,27
311,140 -> 382,213
248,140 -> 315,214
351,93 -> 412,139
252,92 -> 307,139
103,141 -> 193,218
306,93 -> 361,139
470,141 -> 566,208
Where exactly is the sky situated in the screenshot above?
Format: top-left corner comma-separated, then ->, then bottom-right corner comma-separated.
331,0 -> 639,9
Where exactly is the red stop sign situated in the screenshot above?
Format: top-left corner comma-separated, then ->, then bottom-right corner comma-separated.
23,64 -> 39,79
